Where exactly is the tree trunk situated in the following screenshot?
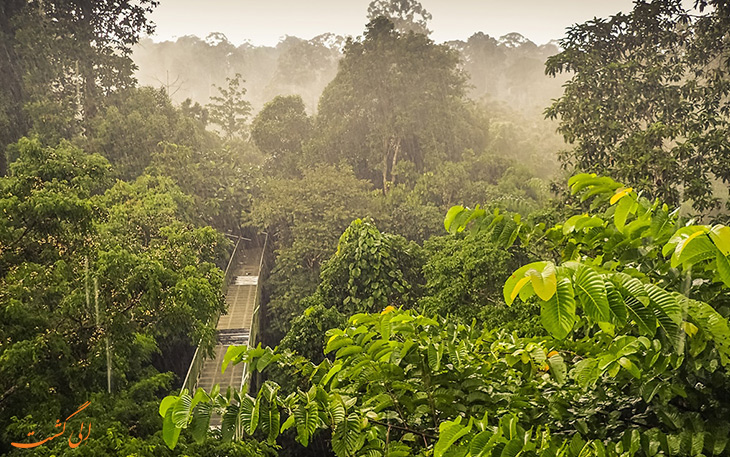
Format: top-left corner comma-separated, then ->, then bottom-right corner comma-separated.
390,137 -> 401,186
78,0 -> 97,124
382,136 -> 390,195
0,0 -> 31,173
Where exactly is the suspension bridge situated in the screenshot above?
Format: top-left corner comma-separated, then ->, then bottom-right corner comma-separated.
180,234 -> 267,424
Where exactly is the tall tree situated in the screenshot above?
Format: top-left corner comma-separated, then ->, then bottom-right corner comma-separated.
546,0 -> 730,214
83,86 -> 216,179
312,17 -> 477,192
251,95 -> 312,176
207,73 -> 253,140
366,0 -> 432,35
0,139 -> 229,446
0,0 -> 158,148
0,0 -> 30,175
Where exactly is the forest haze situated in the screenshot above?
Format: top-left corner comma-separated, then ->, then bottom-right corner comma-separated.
131,31 -> 568,117
2,1 -> 730,457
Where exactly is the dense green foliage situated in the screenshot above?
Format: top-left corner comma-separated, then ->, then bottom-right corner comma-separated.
84,87 -> 217,179
6,1 -> 730,456
311,17 -> 479,190
0,139 -> 230,454
251,95 -> 313,176
420,233 -> 540,332
164,172 -> 730,456
546,0 -> 730,214
0,0 -> 158,162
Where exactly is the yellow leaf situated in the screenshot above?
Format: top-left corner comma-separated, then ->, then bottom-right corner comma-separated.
610,187 -> 633,205
683,322 -> 698,337
677,230 -> 705,255
381,306 -> 396,315
530,263 -> 557,301
510,277 -> 531,302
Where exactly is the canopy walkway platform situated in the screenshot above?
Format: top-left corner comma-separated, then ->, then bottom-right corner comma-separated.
180,236 -> 267,426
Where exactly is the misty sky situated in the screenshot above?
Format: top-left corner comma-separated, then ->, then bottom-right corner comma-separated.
147,0 -> 638,46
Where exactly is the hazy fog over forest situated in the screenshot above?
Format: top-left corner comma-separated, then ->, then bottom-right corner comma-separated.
133,0 -> 636,114
3,1 -> 730,456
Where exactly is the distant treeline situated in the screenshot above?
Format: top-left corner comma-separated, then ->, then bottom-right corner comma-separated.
132,31 -> 568,116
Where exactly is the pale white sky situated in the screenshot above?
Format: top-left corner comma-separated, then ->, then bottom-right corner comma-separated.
147,0 -> 639,46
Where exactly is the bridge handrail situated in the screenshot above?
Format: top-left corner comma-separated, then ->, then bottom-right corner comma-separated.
180,234 -> 243,394
241,231 -> 268,390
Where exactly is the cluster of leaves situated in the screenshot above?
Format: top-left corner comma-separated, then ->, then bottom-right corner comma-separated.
317,218 -> 424,315
161,309 -> 569,455
546,0 -> 730,213
0,0 -> 158,156
420,231 -> 539,331
163,173 -> 730,456
0,138 -> 232,452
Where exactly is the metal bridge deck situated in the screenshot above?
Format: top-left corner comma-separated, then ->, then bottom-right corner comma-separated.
193,245 -> 263,418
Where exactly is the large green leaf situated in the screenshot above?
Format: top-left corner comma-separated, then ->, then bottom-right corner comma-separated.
529,262 -> 557,301
222,345 -> 248,373
501,437 -> 524,457
221,402 -> 240,442
445,206 -> 486,234
605,281 -> 628,327
574,266 -> 610,322
687,299 -> 730,366
568,173 -> 596,191
663,226 -> 706,256
612,274 -> 656,336
239,394 -> 260,435
332,412 -> 363,457
716,252 -> 730,287
709,225 -> 730,256
563,214 -> 589,234
163,407 -> 182,449
171,393 -> 192,428
258,399 -> 280,444
503,261 -> 549,305
328,394 -> 346,425
294,398 -> 320,446
625,295 -> 658,337
618,357 -> 641,379
159,395 -> 178,418
469,430 -> 496,457
444,205 -> 465,233
644,285 -> 684,351
434,418 -> 472,457
614,195 -> 634,232
540,277 -> 576,339
673,231 -> 716,268
189,402 -> 213,444
644,283 -> 681,324
326,336 -> 354,354
280,414 -> 295,433
547,353 -> 567,384
569,174 -> 620,195
571,358 -> 600,387
428,342 -> 443,371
